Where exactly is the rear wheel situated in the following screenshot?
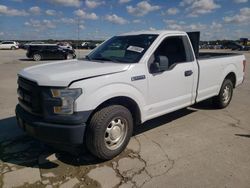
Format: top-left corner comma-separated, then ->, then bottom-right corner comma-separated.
86,105 -> 133,160
66,54 -> 73,60
213,79 -> 233,108
33,54 -> 42,61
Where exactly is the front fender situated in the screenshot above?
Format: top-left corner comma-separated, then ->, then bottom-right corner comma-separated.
74,83 -> 146,121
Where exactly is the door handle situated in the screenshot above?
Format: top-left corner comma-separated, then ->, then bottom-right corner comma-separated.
185,70 -> 193,77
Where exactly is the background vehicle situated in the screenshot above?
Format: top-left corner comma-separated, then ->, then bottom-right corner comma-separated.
213,44 -> 223,49
0,41 -> 19,50
57,42 -> 73,50
243,46 -> 250,51
16,31 -> 246,160
26,44 -> 76,61
20,41 -> 45,49
223,41 -> 245,51
81,42 -> 97,49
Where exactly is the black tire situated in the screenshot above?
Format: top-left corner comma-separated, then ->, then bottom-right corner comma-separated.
86,105 -> 133,160
66,53 -> 73,60
11,46 -> 15,50
33,53 -> 42,61
213,79 -> 233,109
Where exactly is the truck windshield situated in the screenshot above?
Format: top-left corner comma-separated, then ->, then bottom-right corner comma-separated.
87,34 -> 158,63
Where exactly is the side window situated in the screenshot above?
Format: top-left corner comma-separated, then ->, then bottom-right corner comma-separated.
149,36 -> 193,73
156,36 -> 187,65
45,46 -> 58,50
33,46 -> 41,50
182,36 -> 195,62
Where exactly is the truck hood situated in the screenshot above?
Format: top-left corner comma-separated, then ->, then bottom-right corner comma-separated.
18,59 -> 130,87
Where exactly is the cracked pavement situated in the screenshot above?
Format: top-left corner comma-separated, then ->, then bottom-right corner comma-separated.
0,50 -> 250,188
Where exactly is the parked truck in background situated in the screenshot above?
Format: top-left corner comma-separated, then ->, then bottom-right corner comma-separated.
16,31 -> 246,160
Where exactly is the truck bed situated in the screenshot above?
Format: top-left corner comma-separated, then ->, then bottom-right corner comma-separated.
196,51 -> 245,103
198,52 -> 241,60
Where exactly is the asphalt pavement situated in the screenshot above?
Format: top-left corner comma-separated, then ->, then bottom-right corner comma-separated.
0,49 -> 249,188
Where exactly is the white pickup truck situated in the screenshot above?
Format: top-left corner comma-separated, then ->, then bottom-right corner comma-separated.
16,31 -> 246,159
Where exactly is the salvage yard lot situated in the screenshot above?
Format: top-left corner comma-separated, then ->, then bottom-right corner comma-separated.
0,49 -> 250,188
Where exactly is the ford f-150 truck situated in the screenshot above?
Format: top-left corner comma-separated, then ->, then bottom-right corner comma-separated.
16,31 -> 246,160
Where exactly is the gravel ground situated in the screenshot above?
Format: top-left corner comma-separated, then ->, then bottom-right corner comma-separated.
0,49 -> 249,188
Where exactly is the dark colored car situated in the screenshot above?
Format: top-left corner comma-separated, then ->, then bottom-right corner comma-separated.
223,42 -> 244,51
20,42 -> 45,49
26,44 -> 76,61
244,46 -> 250,51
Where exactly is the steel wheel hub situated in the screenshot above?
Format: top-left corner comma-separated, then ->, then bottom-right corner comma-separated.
110,126 -> 121,140
34,55 -> 40,61
222,85 -> 231,103
104,117 -> 128,150
67,54 -> 72,59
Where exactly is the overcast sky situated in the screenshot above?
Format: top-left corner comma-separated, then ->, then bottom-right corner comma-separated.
0,0 -> 249,40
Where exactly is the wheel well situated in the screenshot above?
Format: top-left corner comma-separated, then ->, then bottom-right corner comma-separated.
33,52 -> 40,56
225,72 -> 236,88
88,96 -> 141,125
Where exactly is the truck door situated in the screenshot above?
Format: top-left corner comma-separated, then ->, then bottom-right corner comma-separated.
146,35 -> 197,119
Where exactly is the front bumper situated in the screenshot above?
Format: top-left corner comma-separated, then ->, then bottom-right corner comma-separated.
15,105 -> 86,145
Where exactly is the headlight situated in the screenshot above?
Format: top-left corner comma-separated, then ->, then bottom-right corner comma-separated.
51,88 -> 82,115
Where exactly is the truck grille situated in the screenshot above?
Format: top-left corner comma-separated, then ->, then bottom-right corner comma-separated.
17,77 -> 42,115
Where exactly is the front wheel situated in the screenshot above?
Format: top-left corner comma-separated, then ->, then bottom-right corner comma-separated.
11,46 -> 16,50
213,79 -> 233,109
66,53 -> 73,60
33,54 -> 42,61
86,105 -> 133,160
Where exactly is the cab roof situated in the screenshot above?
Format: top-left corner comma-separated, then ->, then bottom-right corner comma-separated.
119,30 -> 187,36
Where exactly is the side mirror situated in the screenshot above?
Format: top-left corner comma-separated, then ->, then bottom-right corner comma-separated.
150,56 -> 169,73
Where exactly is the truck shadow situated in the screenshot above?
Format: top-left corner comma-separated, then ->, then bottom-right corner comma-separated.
133,108 -> 196,135
235,134 -> 250,138
0,117 -> 99,169
192,94 -> 245,110
191,99 -> 217,110
0,108 -> 196,169
18,58 -> 33,61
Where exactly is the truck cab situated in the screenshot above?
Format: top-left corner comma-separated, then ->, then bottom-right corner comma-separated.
16,30 -> 246,160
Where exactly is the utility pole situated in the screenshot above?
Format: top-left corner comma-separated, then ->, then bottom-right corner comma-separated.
77,16 -> 80,59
